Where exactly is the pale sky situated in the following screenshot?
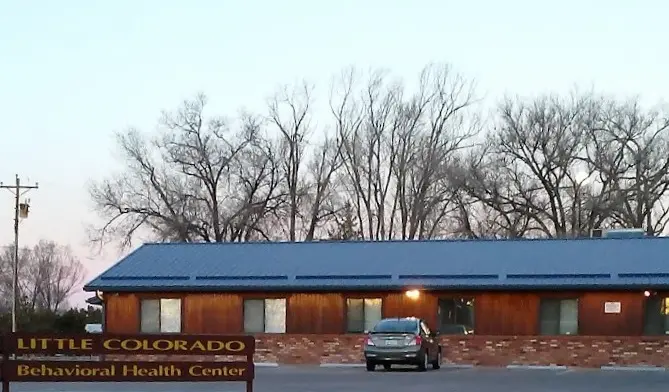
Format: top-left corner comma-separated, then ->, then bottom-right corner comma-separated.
0,0 -> 667,306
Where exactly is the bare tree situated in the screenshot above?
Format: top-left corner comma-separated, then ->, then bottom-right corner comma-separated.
0,241 -> 84,313
26,241 -> 84,312
392,64 -> 479,239
267,78 -> 351,242
337,64 -> 478,240
302,135 -> 345,240
458,93 -> 669,239
88,65 -> 669,246
226,135 -> 285,241
464,93 -> 599,238
349,69 -> 402,240
267,83 -> 314,241
450,148 -> 535,238
0,246 -> 30,312
584,98 -> 669,235
89,94 -> 272,248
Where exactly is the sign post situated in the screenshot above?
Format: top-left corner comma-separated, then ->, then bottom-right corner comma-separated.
1,335 -> 8,392
0,333 -> 255,392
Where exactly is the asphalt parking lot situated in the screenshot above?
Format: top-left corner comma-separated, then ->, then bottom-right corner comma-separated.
8,365 -> 669,392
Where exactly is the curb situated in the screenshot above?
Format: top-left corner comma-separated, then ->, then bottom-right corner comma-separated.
260,363 -> 669,371
601,366 -> 666,372
319,363 -> 364,368
319,363 -> 475,369
506,365 -> 568,370
442,364 -> 475,369
254,362 -> 279,367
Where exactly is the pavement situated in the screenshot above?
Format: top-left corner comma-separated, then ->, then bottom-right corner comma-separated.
7,365 -> 669,392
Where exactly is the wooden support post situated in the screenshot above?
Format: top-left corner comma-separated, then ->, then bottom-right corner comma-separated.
2,335 -> 8,392
246,351 -> 254,392
2,354 -> 9,392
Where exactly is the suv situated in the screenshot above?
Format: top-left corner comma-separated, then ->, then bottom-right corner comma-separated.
363,317 -> 442,371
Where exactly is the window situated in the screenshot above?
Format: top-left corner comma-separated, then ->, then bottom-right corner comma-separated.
140,298 -> 181,333
643,297 -> 669,335
346,298 -> 382,333
243,298 -> 286,333
372,318 -> 418,333
539,298 -> 578,335
438,298 -> 475,334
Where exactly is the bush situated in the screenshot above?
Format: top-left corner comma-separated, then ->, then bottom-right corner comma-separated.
0,306 -> 102,333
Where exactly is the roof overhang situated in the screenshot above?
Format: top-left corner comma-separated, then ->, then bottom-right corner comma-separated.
83,283 -> 669,293
85,295 -> 103,306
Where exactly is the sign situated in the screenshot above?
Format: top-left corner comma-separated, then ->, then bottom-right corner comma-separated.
604,301 -> 621,314
3,333 -> 254,355
0,334 -> 255,392
3,361 -> 253,382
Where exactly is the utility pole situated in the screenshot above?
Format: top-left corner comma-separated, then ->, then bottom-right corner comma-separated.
0,174 -> 38,332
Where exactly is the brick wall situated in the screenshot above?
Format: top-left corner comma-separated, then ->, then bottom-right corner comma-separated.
438,336 -> 669,367
103,334 -> 669,368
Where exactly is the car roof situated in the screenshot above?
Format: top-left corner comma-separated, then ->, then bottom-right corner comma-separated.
379,317 -> 421,323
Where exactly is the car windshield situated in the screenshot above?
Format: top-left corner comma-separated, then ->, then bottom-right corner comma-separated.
371,319 -> 418,333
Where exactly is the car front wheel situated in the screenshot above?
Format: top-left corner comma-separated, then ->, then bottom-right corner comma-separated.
366,361 -> 376,371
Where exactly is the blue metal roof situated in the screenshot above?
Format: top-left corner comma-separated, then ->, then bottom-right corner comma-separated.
83,237 -> 669,292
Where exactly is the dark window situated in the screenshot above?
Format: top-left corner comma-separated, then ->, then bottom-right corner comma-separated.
243,299 -> 286,333
539,298 -> 578,335
140,298 -> 181,333
438,298 -> 475,334
346,298 -> 382,333
643,297 -> 669,335
371,319 -> 419,334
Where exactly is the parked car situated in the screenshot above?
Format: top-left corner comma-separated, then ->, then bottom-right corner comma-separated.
363,317 -> 442,371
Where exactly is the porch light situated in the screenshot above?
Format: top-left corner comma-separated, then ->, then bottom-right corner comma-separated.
405,290 -> 420,300
644,290 -> 651,297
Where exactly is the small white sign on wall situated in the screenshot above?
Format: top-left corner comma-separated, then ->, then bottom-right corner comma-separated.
604,301 -> 622,314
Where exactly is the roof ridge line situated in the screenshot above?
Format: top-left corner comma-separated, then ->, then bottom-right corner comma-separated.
141,236 -> 664,247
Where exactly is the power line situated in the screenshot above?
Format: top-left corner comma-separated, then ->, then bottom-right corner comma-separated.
0,174 -> 38,332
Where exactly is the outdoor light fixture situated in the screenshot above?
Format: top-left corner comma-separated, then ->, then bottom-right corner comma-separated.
644,290 -> 651,297
405,289 -> 420,300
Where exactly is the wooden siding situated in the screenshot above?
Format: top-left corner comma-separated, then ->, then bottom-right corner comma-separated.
384,292 -> 438,328
184,293 -> 243,334
102,290 -> 652,337
578,292 -> 645,336
287,294 -> 344,333
473,292 -> 538,335
104,293 -> 139,333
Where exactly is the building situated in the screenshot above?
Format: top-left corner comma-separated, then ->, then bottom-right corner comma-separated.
84,236 -> 669,367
